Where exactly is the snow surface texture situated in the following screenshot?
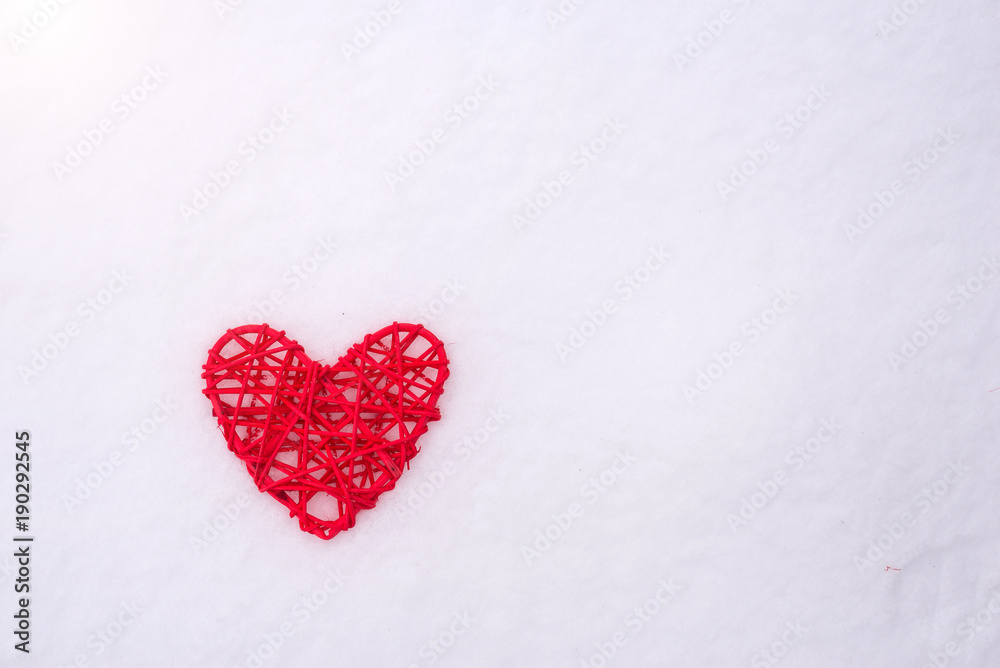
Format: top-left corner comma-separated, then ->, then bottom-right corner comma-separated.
2,1 -> 999,666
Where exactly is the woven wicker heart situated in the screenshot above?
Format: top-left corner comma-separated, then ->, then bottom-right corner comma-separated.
202,322 -> 449,540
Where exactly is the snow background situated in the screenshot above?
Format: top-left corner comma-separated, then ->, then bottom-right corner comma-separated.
2,0 -> 999,666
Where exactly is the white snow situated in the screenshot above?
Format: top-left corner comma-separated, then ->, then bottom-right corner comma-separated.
2,0 -> 999,666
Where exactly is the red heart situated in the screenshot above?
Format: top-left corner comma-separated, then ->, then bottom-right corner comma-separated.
201,322 -> 449,540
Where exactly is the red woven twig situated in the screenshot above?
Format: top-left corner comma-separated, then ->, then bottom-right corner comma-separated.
201,322 -> 449,540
